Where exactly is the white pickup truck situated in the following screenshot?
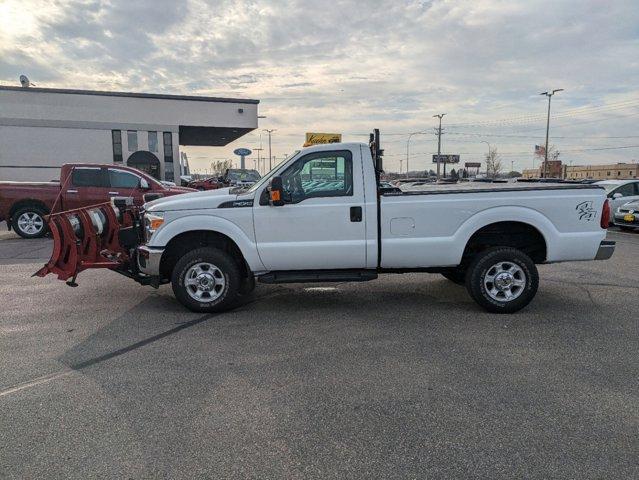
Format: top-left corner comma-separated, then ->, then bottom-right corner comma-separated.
37,132 -> 614,313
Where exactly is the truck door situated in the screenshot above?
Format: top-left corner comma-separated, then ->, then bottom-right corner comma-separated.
253,149 -> 367,271
64,167 -> 109,210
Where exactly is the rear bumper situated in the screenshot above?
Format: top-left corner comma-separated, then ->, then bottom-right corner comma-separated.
595,240 -> 616,260
137,245 -> 164,276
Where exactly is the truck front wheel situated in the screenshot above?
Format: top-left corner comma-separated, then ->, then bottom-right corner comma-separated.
171,247 -> 241,313
465,247 -> 539,314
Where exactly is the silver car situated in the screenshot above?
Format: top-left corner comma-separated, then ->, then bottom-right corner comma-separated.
596,179 -> 639,211
613,199 -> 639,231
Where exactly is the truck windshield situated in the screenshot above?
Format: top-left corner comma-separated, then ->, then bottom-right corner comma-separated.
245,151 -> 300,193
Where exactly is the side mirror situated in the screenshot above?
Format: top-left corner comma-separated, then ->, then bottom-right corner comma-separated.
612,192 -> 623,199
139,178 -> 150,190
268,176 -> 285,206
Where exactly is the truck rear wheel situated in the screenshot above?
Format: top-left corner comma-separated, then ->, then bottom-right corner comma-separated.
12,205 -> 48,239
465,247 -> 538,314
171,247 -> 241,313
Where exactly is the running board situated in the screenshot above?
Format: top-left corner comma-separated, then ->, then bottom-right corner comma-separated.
258,269 -> 378,284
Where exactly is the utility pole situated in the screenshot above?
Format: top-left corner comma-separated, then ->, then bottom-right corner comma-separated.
263,129 -> 276,171
254,147 -> 264,174
433,114 -> 446,179
540,89 -> 563,178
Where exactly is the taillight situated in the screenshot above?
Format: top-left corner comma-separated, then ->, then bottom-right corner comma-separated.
600,199 -> 611,229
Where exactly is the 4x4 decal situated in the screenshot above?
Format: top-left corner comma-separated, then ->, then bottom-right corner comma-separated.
576,201 -> 596,221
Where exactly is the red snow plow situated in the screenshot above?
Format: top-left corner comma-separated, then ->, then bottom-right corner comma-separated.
34,200 -> 145,286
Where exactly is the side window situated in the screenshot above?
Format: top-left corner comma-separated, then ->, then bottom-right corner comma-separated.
71,168 -> 103,187
615,183 -> 635,197
280,150 -> 353,203
109,169 -> 140,188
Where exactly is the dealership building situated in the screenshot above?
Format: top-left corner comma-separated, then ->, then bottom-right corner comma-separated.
0,85 -> 259,182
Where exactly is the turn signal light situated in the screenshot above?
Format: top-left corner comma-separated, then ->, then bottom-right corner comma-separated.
149,218 -> 164,230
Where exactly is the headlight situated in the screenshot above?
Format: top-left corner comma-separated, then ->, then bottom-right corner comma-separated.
144,212 -> 164,242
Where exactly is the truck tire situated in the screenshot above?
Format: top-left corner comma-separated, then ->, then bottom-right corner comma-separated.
465,247 -> 539,314
239,274 -> 256,295
171,247 -> 241,313
440,268 -> 466,285
12,205 -> 48,239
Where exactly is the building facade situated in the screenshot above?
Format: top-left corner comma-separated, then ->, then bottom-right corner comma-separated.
564,163 -> 639,180
523,161 -> 639,180
0,86 -> 259,182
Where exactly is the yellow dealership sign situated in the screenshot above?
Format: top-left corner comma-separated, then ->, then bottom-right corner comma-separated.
304,132 -> 342,147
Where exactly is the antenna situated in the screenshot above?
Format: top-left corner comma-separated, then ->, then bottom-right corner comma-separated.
19,75 -> 35,88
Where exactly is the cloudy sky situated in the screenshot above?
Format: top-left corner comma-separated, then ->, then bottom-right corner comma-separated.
1,0 -> 638,173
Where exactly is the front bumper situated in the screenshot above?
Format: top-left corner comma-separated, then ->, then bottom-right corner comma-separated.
137,245 -> 164,276
595,240 -> 616,260
613,212 -> 639,228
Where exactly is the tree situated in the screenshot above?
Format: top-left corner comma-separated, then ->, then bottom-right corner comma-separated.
450,168 -> 459,180
210,159 -> 233,175
485,147 -> 503,179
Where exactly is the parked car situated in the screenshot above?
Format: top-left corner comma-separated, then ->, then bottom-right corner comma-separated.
0,163 -> 194,238
595,179 -> 639,212
613,200 -> 639,231
37,136 -> 614,314
225,169 -> 261,187
188,177 -> 225,191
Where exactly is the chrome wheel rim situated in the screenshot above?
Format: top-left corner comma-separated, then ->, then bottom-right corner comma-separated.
184,262 -> 226,303
17,212 -> 44,235
483,261 -> 526,302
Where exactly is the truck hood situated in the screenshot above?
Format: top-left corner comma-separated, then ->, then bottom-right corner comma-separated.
144,187 -> 249,212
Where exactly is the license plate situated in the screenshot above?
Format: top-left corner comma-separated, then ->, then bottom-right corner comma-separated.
624,214 -> 635,222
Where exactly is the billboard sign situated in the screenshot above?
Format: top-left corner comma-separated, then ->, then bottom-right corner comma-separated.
432,154 -> 460,164
304,132 -> 342,147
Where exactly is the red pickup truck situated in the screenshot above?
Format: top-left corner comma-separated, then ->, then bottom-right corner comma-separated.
0,163 -> 194,238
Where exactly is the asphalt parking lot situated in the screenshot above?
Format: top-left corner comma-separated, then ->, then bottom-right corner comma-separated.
1,224 -> 637,479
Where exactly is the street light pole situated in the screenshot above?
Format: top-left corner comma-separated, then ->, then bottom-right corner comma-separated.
540,89 -> 563,178
263,129 -> 276,171
433,114 -> 445,179
406,131 -> 427,178
481,141 -> 491,178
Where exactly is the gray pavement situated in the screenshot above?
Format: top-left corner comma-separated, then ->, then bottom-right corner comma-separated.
0,228 -> 637,479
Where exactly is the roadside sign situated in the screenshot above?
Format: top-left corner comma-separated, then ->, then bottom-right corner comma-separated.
304,133 -> 342,147
432,154 -> 460,164
465,162 -> 481,168
233,148 -> 252,156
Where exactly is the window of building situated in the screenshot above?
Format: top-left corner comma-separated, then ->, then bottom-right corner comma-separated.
163,132 -> 174,182
127,130 -> 138,152
607,171 -> 611,176
108,168 -> 140,188
112,130 -> 123,163
71,167 -> 103,187
148,131 -> 158,152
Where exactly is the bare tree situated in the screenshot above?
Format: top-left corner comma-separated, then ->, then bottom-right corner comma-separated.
485,147 -> 503,179
210,159 -> 233,175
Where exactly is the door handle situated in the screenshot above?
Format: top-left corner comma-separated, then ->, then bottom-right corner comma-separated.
66,189 -> 78,193
350,206 -> 362,222
108,191 -> 120,195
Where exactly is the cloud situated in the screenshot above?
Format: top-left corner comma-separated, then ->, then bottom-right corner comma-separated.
1,0 -> 639,172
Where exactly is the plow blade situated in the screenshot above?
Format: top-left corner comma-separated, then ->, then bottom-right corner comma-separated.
34,202 -> 136,283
